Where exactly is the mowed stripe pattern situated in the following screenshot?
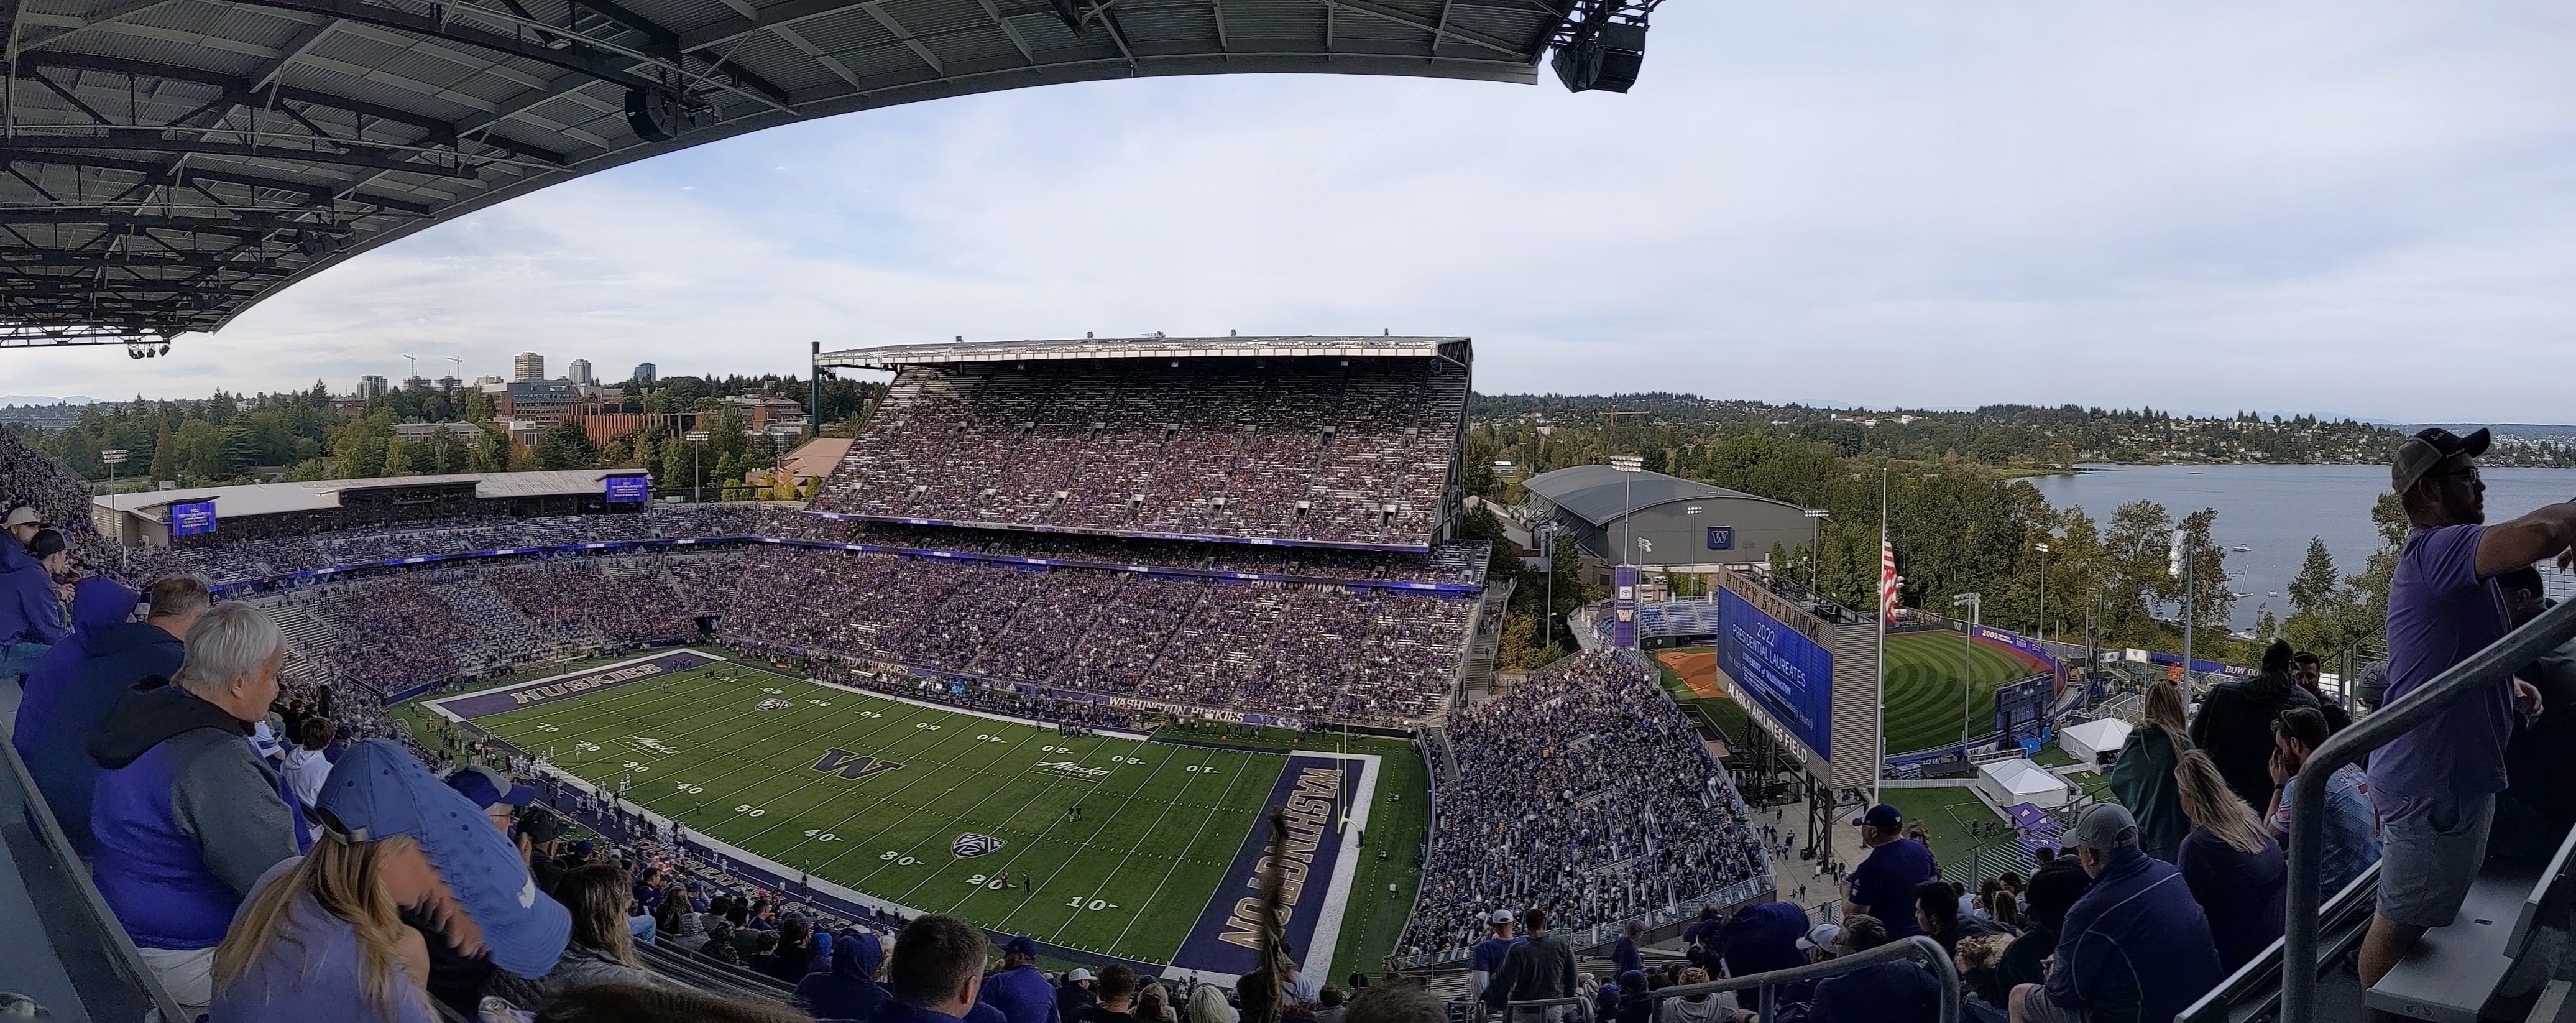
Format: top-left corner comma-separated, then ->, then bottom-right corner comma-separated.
1880,631 -> 2049,754
467,664 -> 1292,965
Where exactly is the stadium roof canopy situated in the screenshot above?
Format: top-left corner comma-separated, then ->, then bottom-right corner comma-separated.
0,0 -> 1603,350
93,467 -> 646,519
817,334 -> 1472,369
1522,463 -> 1807,527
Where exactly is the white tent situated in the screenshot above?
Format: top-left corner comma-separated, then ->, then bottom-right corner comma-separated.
2059,718 -> 2133,764
1977,757 -> 2070,809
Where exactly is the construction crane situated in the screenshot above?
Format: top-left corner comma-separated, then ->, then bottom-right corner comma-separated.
399,353 -> 418,379
447,356 -> 464,381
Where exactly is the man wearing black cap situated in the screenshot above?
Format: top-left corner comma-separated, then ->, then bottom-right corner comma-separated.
1841,805 -> 1936,940
978,935 -> 1061,1023
2362,427 -> 2569,993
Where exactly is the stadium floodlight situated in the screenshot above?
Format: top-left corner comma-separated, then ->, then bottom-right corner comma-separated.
684,430 -> 712,503
1953,592 -> 1981,761
2034,540 -> 2051,642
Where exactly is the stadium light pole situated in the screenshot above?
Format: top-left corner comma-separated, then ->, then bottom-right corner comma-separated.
1803,509 -> 1830,597
685,430 -> 711,503
1953,592 -> 1981,762
2033,540 -> 2051,644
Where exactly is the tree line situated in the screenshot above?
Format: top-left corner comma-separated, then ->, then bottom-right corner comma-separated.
6,373 -> 883,498
1466,415 -> 2401,672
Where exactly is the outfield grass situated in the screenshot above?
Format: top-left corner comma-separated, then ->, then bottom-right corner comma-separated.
456,657 -> 1339,968
1877,785 -> 2023,876
1653,652 -> 1749,747
1882,631 -> 2048,754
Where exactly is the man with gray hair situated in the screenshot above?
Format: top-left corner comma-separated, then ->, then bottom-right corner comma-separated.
2008,804 -> 2220,1023
86,600 -> 309,1017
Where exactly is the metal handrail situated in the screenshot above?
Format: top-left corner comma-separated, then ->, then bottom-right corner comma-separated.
1555,935 -> 1961,1023
2280,590 -> 2576,1023
1497,996 -> 1598,1023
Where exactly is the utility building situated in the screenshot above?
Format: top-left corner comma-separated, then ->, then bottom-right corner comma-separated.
1520,464 -> 1820,585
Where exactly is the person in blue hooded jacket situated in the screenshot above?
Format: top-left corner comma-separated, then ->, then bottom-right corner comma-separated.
0,522 -> 70,678
19,575 -> 205,853
800,930 -> 892,1021
12,576 -> 140,756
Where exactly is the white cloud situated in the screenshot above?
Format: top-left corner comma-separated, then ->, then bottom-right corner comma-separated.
6,0 -> 2573,421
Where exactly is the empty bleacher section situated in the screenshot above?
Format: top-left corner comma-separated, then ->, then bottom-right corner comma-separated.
1400,650 -> 1773,959
807,354 -> 1468,546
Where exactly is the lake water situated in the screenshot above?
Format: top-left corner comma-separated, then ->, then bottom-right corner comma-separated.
2025,463 -> 2576,630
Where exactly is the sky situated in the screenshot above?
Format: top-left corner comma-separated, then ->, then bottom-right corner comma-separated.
6,0 -> 2575,420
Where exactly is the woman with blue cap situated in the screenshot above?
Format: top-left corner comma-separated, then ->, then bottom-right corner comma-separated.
208,739 -> 571,1022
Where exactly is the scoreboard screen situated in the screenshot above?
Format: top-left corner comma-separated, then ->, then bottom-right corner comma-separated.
604,476 -> 650,503
169,501 -> 219,537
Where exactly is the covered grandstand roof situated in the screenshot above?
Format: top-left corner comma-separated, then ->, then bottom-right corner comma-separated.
817,334 -> 1473,369
0,0 -> 1595,347
1522,463 -> 1807,527
94,468 -> 645,519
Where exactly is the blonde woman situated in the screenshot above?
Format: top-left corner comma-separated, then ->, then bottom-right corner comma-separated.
212,739 -> 571,1022
542,863 -> 668,996
2173,749 -> 2285,974
1187,983 -> 1237,1023
2106,680 -> 2192,862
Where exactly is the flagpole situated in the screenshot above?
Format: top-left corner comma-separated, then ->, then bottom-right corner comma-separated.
1876,466 -> 1889,811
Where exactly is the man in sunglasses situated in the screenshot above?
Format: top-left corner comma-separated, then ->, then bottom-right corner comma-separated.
2365,427 -> 2567,993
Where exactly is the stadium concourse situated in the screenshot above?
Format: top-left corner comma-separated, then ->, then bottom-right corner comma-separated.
0,340 -> 1793,1021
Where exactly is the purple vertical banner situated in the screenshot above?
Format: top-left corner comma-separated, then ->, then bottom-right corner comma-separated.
1613,565 -> 1639,649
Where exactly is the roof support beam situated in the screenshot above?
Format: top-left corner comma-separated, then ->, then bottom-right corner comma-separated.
859,1 -> 945,75
13,0 -> 173,51
0,137 -> 484,178
1305,0 -> 1525,56
0,209 -> 345,237
971,0 -> 1036,63
215,0 -> 676,96
1,152 -> 437,215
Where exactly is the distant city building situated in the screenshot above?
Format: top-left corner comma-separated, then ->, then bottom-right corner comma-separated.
473,375 -> 505,386
392,422 -> 487,440
576,400 -> 697,447
436,376 -> 461,392
513,352 -> 544,382
493,381 -> 583,430
633,363 -> 656,385
566,359 -> 594,386
359,375 -> 388,399
403,376 -> 430,391
724,395 -> 809,433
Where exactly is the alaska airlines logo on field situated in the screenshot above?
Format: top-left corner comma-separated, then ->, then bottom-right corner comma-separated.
952,833 -> 1006,858
810,748 -> 904,782
625,736 -> 681,756
1037,760 -> 1112,778
757,698 -> 794,711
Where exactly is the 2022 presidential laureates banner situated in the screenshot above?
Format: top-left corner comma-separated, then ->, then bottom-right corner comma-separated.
1715,588 -> 1834,760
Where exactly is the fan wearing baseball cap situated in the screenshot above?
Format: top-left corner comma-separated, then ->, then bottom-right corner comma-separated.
0,507 -> 70,680
1467,909 -> 1522,1009
2362,426 -> 2572,994
207,739 -> 569,1022
978,935 -> 1061,1023
1841,805 -> 1936,940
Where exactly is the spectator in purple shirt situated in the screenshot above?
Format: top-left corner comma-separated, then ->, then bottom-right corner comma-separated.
2363,428 -> 2567,993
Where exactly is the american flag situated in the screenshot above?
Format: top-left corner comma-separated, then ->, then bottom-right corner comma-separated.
1880,537 -> 1899,621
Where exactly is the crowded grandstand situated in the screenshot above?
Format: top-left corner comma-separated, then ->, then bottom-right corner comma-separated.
1,339 -> 1796,1022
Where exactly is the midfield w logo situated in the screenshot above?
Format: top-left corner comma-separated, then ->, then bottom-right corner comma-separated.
809,748 -> 904,782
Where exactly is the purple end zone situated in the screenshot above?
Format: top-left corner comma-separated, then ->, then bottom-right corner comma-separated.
438,650 -> 722,719
1171,754 -> 1360,976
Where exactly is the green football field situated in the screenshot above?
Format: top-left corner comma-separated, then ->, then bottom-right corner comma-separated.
441,654 -> 1371,968
1882,631 -> 2049,754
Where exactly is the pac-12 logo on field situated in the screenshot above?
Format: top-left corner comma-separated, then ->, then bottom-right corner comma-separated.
757,698 -> 793,711
810,748 -> 903,782
952,833 -> 1006,858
